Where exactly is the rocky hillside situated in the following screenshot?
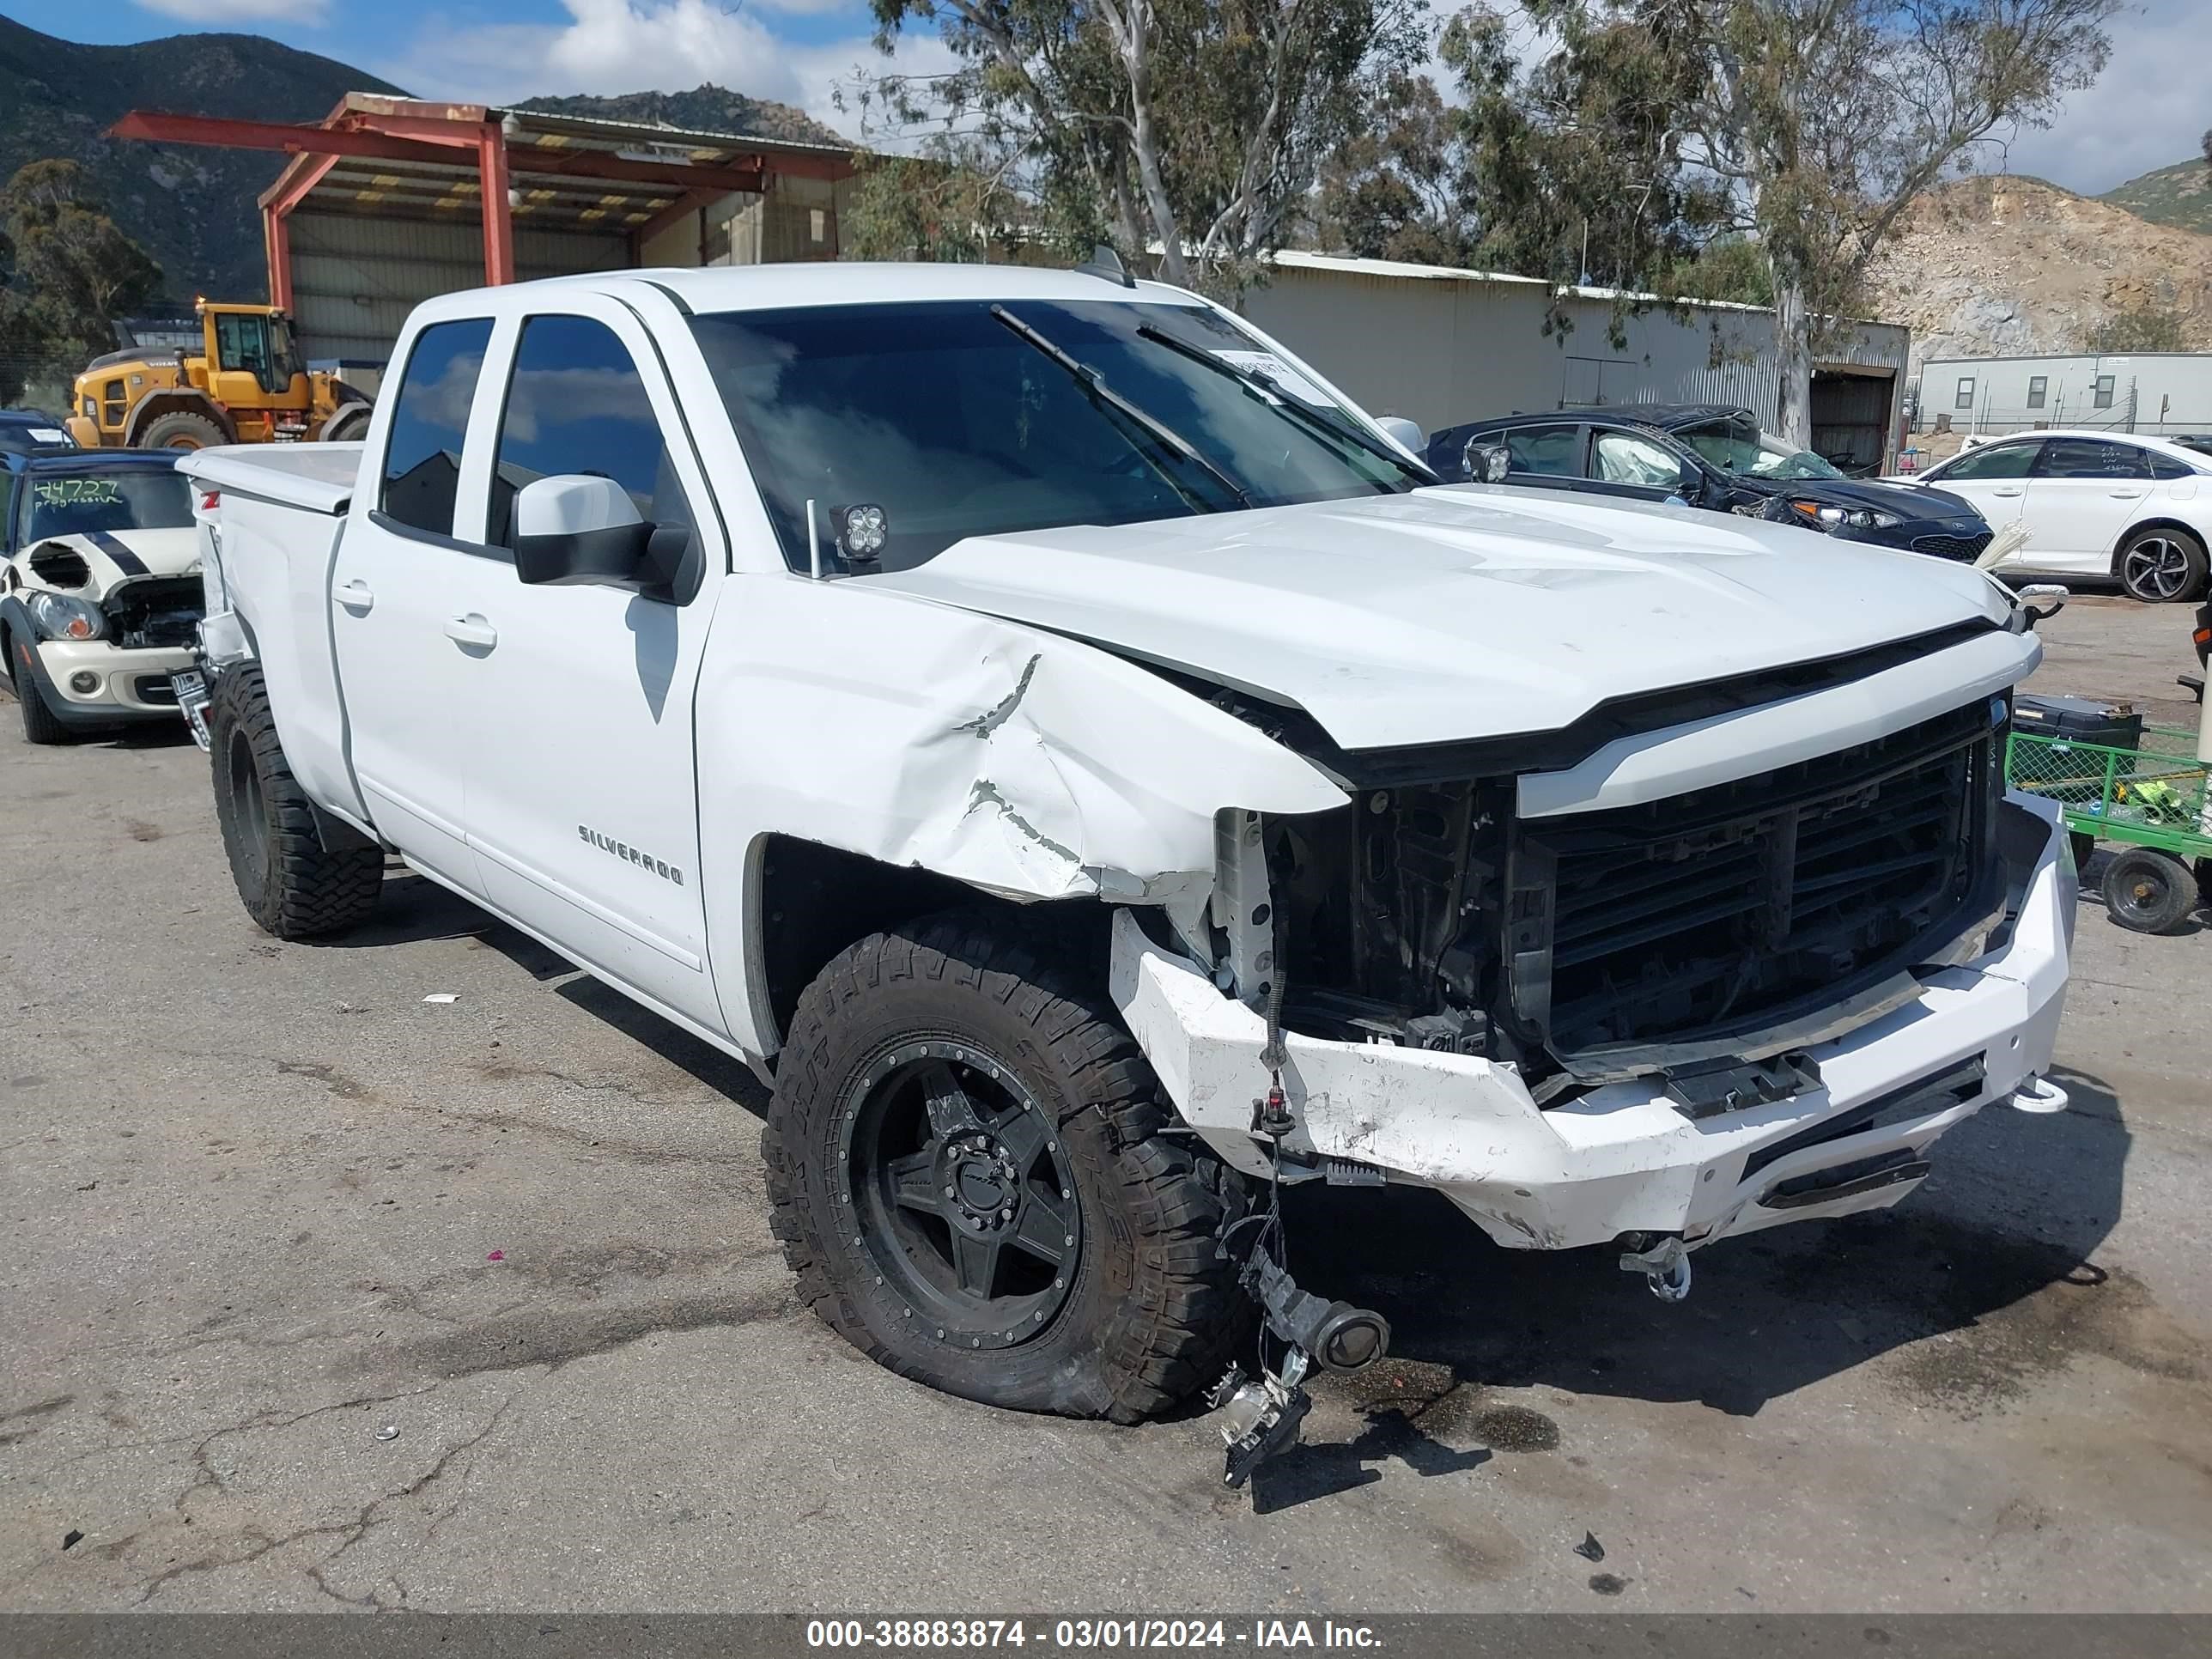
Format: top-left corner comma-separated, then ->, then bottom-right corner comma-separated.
1863,174 -> 2212,368
517,87 -> 846,150
0,17 -> 853,309
0,16 -> 404,305
2101,155 -> 2212,236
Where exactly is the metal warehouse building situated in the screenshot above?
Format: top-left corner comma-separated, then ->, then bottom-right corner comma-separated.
1919,351 -> 2212,439
1241,252 -> 1911,471
115,94 -> 858,363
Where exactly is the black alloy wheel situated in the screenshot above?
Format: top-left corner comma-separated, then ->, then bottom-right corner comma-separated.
847,1040 -> 1083,1349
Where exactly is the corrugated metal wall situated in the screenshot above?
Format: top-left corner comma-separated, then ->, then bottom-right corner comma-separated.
288,213 -> 629,362
1241,262 -> 1908,459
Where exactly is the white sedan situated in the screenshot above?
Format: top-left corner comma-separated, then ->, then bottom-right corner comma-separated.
1896,428 -> 2211,602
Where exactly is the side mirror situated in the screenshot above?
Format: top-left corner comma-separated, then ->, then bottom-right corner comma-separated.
1465,441 -> 1513,483
2017,581 -> 2068,625
513,474 -> 696,600
1372,416 -> 1424,458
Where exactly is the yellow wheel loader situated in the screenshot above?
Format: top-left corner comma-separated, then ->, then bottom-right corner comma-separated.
66,302 -> 372,452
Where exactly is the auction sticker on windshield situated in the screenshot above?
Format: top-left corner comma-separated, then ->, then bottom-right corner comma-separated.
1211,349 -> 1334,407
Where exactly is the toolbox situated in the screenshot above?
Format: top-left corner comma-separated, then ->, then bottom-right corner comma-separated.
2012,694 -> 2143,751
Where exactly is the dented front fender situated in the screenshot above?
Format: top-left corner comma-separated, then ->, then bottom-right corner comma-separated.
694,574 -> 1346,1051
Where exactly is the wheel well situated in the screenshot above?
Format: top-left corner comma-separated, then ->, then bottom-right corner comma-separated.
753,835 -> 1110,1050
2109,517 -> 2209,573
126,392 -> 235,445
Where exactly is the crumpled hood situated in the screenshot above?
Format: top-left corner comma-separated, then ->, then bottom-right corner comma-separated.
869,488 -> 2011,751
18,526 -> 200,599
1759,476 -> 1983,522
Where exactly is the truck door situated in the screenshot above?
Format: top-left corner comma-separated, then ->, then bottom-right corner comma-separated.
328,315 -> 500,894
453,298 -> 726,1032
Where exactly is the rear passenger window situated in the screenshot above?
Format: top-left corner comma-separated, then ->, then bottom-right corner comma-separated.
489,314 -> 693,548
380,318 -> 494,538
2037,438 -> 2148,480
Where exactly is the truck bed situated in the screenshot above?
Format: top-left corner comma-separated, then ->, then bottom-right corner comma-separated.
180,443 -> 367,824
187,442 -> 362,516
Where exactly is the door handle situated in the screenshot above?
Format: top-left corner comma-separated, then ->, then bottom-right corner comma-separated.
2108,489 -> 2148,499
443,614 -> 498,650
334,579 -> 374,613
1991,487 -> 2024,496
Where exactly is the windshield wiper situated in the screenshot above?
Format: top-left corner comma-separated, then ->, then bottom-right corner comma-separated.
1135,324 -> 1439,488
989,305 -> 1252,511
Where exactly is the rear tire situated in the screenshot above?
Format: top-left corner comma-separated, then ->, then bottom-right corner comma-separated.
2114,527 -> 2209,604
208,666 -> 383,938
8,633 -> 73,745
137,410 -> 227,452
2101,846 -> 2195,934
764,913 -> 1252,1423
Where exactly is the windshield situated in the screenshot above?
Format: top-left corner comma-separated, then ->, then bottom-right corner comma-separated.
0,420 -> 76,456
1677,416 -> 1844,481
18,468 -> 192,544
689,299 -> 1420,572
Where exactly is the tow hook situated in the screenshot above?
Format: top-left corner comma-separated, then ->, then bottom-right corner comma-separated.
2007,1075 -> 2070,1115
1619,1235 -> 1693,1304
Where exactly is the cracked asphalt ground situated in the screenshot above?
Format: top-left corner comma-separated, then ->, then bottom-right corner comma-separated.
3,596 -> 2210,1613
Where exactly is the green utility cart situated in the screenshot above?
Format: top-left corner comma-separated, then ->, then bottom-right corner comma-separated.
2005,719 -> 2212,934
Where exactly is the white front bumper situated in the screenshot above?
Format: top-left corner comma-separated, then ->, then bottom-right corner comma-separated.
34,639 -> 195,718
1110,793 -> 2073,1254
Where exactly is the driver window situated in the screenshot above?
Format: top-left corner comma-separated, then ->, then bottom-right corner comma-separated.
1594,429 -> 1683,487
1501,424 -> 1583,477
1938,441 -> 2039,481
489,314 -> 695,550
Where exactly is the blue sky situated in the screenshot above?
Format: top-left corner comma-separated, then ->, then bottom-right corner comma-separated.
1,0 -> 949,148
2,0 -> 2203,193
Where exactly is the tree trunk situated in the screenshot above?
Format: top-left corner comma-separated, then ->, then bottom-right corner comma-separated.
1128,84 -> 1188,285
1771,266 -> 1813,450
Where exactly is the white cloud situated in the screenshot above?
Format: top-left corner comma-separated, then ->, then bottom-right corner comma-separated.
132,0 -> 331,22
376,0 -> 954,149
1976,0 -> 2206,194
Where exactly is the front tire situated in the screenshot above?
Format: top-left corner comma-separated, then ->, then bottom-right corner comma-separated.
764,915 -> 1251,1423
2115,527 -> 2209,604
9,635 -> 73,745
208,666 -> 383,938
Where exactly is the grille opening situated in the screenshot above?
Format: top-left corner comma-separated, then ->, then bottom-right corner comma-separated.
1515,702 -> 2001,1060
1265,699 -> 2003,1085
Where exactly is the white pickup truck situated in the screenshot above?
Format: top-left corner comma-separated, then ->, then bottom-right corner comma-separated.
179,264 -> 2074,1474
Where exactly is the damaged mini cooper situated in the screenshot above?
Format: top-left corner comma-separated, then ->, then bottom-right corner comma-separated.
2,451 -> 202,744
179,264 -> 2074,1484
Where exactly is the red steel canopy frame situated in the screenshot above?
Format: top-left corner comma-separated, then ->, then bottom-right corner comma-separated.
110,98 -> 842,306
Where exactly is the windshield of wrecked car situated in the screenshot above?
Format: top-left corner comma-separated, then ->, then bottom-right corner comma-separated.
690,299 -> 1419,572
1678,419 -> 1845,481
17,469 -> 192,544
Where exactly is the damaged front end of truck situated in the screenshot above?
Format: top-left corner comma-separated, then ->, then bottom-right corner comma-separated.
710,531 -> 2072,1483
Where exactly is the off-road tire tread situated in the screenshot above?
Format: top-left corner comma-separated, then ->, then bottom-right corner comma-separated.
763,911 -> 1253,1424
210,665 -> 382,938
